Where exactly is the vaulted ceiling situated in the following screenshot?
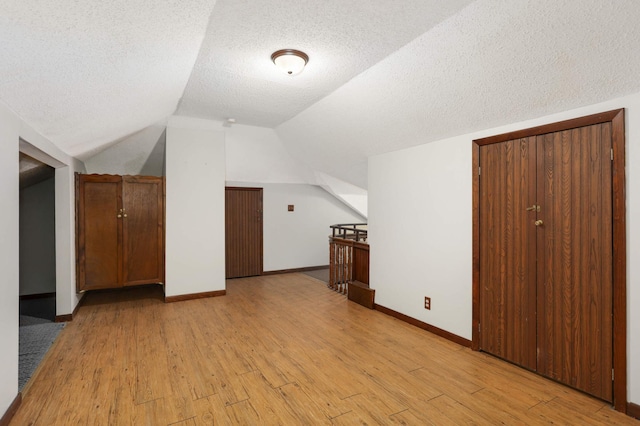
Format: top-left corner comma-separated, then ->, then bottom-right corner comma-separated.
2,0 -> 640,188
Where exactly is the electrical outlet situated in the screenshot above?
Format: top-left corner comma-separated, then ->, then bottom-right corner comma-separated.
424,296 -> 431,310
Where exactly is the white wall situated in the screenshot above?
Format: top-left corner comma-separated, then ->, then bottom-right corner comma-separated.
225,123 -> 369,218
165,116 -> 226,297
84,121 -> 166,176
228,182 -> 366,272
0,103 -> 21,417
19,177 -> 56,295
225,123 -> 314,184
369,138 -> 472,335
19,138 -> 85,318
54,162 -> 84,316
369,91 -> 640,405
0,102 -> 83,417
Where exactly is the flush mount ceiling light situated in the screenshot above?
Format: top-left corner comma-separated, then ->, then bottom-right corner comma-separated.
271,49 -> 309,75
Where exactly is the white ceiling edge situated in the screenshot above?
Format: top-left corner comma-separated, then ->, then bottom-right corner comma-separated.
276,0 -> 640,188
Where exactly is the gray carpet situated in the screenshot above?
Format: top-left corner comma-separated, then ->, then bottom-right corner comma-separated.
302,268 -> 329,283
19,316 -> 65,390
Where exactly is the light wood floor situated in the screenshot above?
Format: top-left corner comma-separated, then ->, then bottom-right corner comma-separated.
12,273 -> 637,425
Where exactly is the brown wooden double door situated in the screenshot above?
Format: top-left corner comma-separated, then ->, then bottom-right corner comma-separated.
477,121 -> 615,401
225,187 -> 263,278
77,174 -> 165,291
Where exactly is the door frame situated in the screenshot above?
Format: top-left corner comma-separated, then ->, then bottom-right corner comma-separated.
471,109 -> 626,412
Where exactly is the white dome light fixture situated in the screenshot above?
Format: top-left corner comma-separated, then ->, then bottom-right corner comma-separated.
271,49 -> 309,76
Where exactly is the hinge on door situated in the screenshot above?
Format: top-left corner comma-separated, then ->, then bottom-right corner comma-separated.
478,323 -> 481,333
611,148 -> 614,161
612,369 -> 614,381
478,166 -> 481,176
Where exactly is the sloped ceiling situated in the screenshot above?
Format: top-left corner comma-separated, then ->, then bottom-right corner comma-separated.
0,0 -> 218,159
176,0 -> 475,127
2,0 -> 640,188
277,0 -> 640,188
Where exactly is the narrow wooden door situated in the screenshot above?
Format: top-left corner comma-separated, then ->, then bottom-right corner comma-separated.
77,174 -> 122,291
122,176 -> 165,286
479,137 -> 538,371
225,187 -> 263,278
536,124 -> 613,401
477,120 -> 615,403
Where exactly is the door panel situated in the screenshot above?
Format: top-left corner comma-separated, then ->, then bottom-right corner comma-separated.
77,175 -> 122,291
536,124 -> 613,401
122,176 -> 165,285
225,188 -> 263,278
479,137 -> 537,370
474,109 -> 625,409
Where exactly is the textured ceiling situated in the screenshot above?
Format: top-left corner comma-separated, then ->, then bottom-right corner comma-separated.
0,0 -> 217,159
3,0 -> 640,189
177,0 -> 475,127
277,0 -> 640,188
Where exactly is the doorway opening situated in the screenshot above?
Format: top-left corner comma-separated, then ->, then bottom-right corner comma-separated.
19,152 -> 56,320
18,151 -> 64,391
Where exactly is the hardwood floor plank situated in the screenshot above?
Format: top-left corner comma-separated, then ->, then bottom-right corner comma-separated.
10,274 -> 637,425
388,407 -> 441,426
427,394 -> 495,424
340,392 -> 406,424
269,348 -> 357,418
329,409 -> 375,425
191,392 -> 232,425
134,395 -> 196,426
169,417 -> 197,426
277,381 -> 334,424
529,397 -> 613,426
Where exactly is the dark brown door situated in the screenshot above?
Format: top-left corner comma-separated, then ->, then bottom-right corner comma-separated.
122,176 -> 165,286
479,137 -> 538,371
77,174 -> 122,291
536,124 -> 613,401
478,124 -> 614,402
225,187 -> 263,278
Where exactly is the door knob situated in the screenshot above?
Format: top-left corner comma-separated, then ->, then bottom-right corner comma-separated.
534,220 -> 544,226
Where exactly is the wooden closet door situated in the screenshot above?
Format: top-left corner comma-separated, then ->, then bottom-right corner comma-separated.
225,187 -> 263,278
479,137 -> 538,370
122,176 -> 165,286
77,175 -> 122,291
477,121 -> 615,402
536,124 -> 613,401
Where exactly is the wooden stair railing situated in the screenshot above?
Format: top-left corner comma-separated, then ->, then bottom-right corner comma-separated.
329,238 -> 352,294
328,223 -> 374,308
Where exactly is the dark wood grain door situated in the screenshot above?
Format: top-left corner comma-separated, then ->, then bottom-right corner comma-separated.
479,137 -> 538,371
536,124 -> 613,401
122,176 -> 165,286
478,122 -> 614,402
77,174 -> 123,291
225,187 -> 263,278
